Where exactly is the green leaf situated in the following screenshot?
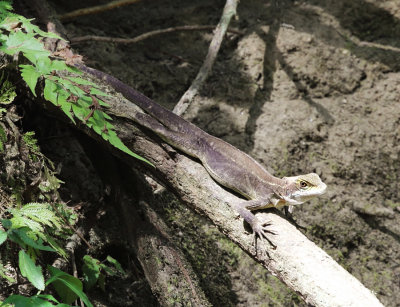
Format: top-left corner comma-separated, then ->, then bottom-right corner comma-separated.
99,264 -> 114,276
92,97 -> 109,107
43,79 -> 58,105
0,31 -> 50,62
71,103 -> 90,121
20,65 -> 41,97
89,87 -> 111,98
91,121 -> 102,135
1,219 -> 12,229
2,294 -> 58,307
55,93 -> 75,124
82,255 -> 101,290
47,266 -> 93,307
44,80 -> 76,122
105,255 -> 125,274
36,57 -> 52,75
0,1 -> 12,12
9,202 -> 63,234
2,295 -> 32,307
13,228 -> 55,252
106,130 -> 153,165
0,229 -> 6,245
49,60 -> 74,73
7,229 -> 25,247
30,297 -> 54,307
18,16 -> 62,39
87,110 -> 106,129
18,250 -> 45,290
35,294 -> 60,304
58,79 -> 85,97
43,234 -> 67,259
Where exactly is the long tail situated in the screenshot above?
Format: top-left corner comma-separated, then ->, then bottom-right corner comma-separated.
77,64 -> 205,137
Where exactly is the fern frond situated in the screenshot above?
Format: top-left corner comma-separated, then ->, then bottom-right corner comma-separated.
44,233 -> 67,258
9,203 -> 62,232
10,215 -> 43,234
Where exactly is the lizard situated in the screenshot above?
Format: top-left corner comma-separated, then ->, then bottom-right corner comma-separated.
77,64 -> 327,248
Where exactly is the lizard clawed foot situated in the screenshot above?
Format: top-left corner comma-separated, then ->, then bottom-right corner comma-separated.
252,219 -> 277,250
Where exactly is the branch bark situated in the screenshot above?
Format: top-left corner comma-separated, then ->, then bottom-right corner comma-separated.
119,194 -> 212,306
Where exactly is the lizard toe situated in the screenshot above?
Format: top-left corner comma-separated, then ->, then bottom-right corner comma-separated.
252,221 -> 277,249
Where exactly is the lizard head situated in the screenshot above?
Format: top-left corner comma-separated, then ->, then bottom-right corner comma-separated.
281,173 -> 327,205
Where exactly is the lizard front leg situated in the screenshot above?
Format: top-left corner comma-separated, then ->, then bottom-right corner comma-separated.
233,199 -> 277,249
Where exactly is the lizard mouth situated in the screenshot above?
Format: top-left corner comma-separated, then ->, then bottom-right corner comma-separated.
282,196 -> 304,205
285,182 -> 327,205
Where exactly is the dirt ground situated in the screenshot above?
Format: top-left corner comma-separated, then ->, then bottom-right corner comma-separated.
27,0 -> 400,305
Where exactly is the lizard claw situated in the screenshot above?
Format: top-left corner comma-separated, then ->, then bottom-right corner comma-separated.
252,219 -> 277,250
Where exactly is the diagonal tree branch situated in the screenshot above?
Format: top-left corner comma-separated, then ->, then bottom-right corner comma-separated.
173,0 -> 239,116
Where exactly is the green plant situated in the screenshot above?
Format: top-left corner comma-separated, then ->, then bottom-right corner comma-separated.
0,71 -> 16,106
0,203 -> 92,307
0,0 -> 151,165
82,255 -> 125,291
0,3 -> 132,305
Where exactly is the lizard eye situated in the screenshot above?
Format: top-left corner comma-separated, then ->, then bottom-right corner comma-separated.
299,181 -> 309,189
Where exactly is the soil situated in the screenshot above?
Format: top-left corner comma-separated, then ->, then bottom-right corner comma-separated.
14,0 -> 400,306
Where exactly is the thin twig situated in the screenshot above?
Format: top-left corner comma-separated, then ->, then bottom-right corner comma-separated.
59,0 -> 142,21
173,0 -> 239,116
71,25 -> 244,44
70,252 -> 84,307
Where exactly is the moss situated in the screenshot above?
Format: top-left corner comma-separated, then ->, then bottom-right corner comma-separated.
0,124 -> 6,153
384,200 -> 400,209
0,72 -> 16,106
22,131 -> 41,162
257,275 -> 302,306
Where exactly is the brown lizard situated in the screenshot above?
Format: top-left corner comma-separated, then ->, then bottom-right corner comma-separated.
78,64 -> 327,248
